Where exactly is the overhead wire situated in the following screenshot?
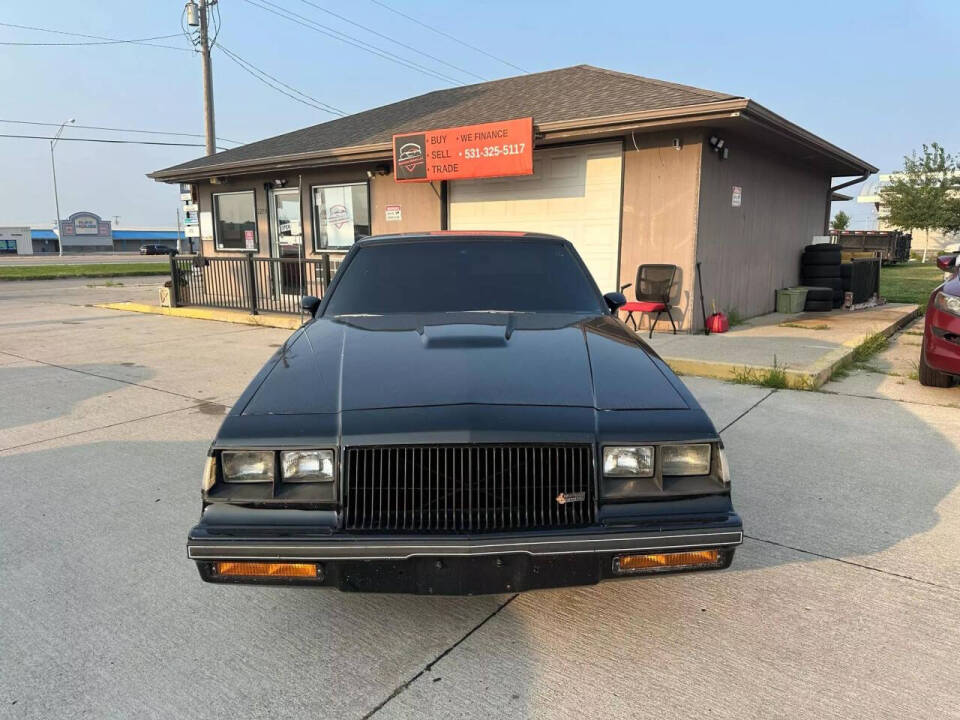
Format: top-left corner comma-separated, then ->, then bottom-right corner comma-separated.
367,0 -> 527,73
0,22 -> 191,51
0,119 -> 243,145
240,0 -> 464,85
0,133 -> 230,150
215,42 -> 347,116
294,0 -> 487,81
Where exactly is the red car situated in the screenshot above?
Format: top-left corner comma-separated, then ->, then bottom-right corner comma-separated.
919,253 -> 960,387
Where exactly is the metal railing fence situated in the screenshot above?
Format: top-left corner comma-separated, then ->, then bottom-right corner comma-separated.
168,253 -> 345,315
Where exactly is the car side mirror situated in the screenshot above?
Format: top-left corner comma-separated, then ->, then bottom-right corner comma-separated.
301,295 -> 321,318
604,292 -> 627,314
936,254 -> 958,272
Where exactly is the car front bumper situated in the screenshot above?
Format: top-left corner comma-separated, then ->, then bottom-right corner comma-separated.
925,304 -> 960,377
188,505 -> 743,595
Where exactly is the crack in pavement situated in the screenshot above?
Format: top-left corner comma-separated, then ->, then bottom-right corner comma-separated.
0,349 -> 214,404
0,402 -> 230,454
744,535 -> 959,595
718,389 -> 776,434
817,386 -> 960,410
362,594 -> 519,719
717,390 -> 958,595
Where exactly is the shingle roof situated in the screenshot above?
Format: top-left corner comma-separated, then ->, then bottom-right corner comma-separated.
153,65 -> 739,177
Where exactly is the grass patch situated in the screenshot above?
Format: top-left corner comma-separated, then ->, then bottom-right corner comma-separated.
829,331 -> 891,382
0,263 -> 168,281
852,331 -> 889,363
731,356 -> 794,389
86,280 -> 125,287
880,262 -> 945,306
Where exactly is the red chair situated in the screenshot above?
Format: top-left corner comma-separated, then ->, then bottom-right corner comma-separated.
620,264 -> 678,338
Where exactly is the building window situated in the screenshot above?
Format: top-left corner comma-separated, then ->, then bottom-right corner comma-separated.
213,191 -> 258,251
312,183 -> 370,251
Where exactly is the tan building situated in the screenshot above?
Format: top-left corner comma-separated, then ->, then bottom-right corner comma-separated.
150,65 -> 875,331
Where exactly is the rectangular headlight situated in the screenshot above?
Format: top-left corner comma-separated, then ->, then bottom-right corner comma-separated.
281,450 -> 335,483
221,450 -> 275,483
662,444 -> 711,476
603,446 -> 654,477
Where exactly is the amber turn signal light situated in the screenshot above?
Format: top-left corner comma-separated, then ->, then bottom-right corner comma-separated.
215,561 -> 318,578
614,550 -> 721,574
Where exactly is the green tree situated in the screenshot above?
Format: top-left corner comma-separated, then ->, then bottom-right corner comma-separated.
830,210 -> 851,231
880,143 -> 960,260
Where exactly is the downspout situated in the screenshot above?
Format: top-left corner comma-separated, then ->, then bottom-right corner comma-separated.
825,173 -> 869,233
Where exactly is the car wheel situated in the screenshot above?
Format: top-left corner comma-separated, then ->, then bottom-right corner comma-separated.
918,346 -> 955,387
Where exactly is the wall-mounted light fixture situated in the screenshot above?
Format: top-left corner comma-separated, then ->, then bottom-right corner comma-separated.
366,164 -> 390,179
708,135 -> 729,160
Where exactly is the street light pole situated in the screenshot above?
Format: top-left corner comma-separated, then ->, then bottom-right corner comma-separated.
50,118 -> 74,257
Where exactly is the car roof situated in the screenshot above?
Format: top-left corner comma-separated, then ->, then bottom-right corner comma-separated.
356,231 -> 568,247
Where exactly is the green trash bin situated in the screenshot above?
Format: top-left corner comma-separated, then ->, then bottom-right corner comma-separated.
776,287 -> 808,314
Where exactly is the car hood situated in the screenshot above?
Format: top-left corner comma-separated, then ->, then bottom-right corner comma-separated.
240,312 -> 689,415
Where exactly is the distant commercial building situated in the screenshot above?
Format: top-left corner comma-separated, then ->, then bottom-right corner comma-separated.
0,227 -> 33,254
1,210 -> 186,254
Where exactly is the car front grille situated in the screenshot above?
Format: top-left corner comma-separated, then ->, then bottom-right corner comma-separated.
343,445 -> 595,532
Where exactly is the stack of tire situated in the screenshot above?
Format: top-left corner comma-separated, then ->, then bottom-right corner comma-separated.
801,244 -> 843,311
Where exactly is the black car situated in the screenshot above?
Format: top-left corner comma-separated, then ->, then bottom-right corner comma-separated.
188,232 -> 743,594
139,244 -> 177,255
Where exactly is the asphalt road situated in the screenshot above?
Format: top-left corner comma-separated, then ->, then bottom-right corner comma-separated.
0,253 -> 170,266
1,278 -> 958,719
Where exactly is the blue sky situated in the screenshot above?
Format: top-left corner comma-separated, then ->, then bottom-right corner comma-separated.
1,0 -> 957,228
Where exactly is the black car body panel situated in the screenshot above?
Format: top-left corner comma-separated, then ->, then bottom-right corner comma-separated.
189,233 -> 743,594
241,313 -> 688,415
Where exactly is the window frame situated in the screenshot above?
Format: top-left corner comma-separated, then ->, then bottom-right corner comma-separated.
212,189 -> 259,253
310,181 -> 371,252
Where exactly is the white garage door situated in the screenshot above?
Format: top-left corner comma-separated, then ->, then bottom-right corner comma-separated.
448,142 -> 623,291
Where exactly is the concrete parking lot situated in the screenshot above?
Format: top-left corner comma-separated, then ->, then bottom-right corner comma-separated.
2,278 -> 958,719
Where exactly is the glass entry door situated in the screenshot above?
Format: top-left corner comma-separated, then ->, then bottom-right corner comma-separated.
270,188 -> 304,296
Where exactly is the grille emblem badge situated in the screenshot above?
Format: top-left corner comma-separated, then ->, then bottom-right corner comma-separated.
556,491 -> 585,505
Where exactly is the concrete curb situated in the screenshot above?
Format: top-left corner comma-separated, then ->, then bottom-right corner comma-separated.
663,305 -> 921,391
94,302 -> 302,330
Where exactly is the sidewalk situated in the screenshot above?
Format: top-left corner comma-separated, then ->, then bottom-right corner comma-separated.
95,302 -> 303,329
645,303 -> 920,389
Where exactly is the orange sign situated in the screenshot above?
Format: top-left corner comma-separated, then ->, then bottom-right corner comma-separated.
393,117 -> 533,183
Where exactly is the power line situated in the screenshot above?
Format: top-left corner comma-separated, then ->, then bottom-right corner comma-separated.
0,133 -> 229,149
294,0 -> 487,82
240,0 -> 464,86
215,43 -> 347,116
368,0 -> 527,73
0,22 -> 191,52
0,119 -> 244,145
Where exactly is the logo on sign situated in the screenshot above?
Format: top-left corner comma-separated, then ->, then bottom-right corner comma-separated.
394,134 -> 427,180
326,204 -> 351,229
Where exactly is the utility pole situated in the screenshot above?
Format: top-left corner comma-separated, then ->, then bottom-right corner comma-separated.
187,0 -> 216,155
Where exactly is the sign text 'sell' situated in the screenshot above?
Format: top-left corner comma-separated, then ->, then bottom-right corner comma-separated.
393,117 -> 533,183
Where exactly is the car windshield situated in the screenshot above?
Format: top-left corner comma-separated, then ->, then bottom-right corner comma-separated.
323,239 -> 605,316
